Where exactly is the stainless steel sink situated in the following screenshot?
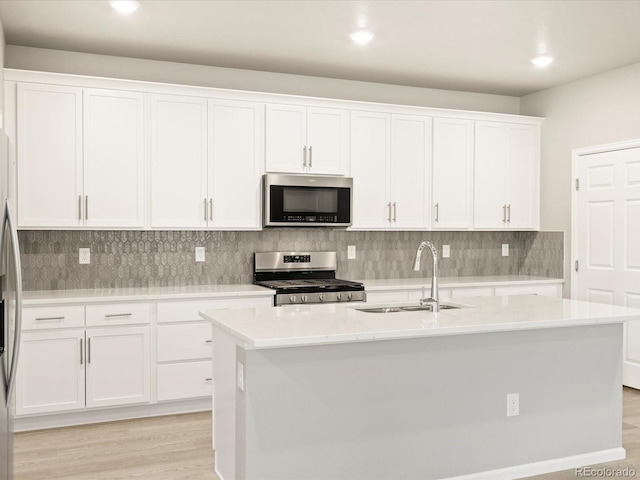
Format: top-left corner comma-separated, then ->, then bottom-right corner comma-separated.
357,304 -> 461,313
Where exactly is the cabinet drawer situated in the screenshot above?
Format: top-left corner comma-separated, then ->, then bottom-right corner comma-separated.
157,361 -> 212,401
494,284 -> 562,298
157,297 -> 273,323
22,305 -> 85,330
157,323 -> 212,362
86,303 -> 151,327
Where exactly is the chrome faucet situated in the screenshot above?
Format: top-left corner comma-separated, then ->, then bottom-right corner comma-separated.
413,241 -> 439,312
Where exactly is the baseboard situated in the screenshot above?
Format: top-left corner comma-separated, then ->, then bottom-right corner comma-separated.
14,397 -> 211,432
446,448 -> 626,480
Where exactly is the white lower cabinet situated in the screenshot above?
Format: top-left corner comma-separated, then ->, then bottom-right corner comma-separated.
16,329 -> 85,416
157,361 -> 212,402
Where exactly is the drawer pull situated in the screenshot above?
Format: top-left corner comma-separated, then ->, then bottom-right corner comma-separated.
205,378 -> 213,382
205,340 -> 212,344
35,316 -> 65,321
104,313 -> 133,318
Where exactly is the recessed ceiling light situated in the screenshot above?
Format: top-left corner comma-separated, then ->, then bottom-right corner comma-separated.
110,0 -> 139,14
350,30 -> 375,45
531,55 -> 554,68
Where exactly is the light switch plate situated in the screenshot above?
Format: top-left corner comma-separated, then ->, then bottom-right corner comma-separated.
502,244 -> 509,257
348,245 -> 356,260
79,248 -> 90,265
442,245 -> 450,258
507,393 -> 519,417
195,247 -> 206,262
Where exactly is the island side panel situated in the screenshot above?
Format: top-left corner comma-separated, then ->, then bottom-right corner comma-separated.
236,324 -> 622,480
213,328 -> 240,480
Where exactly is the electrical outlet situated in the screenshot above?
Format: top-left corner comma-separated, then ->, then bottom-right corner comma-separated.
195,247 -> 205,262
502,244 -> 509,257
79,248 -> 91,265
348,245 -> 356,260
507,393 -> 519,417
442,245 -> 450,258
237,361 -> 245,392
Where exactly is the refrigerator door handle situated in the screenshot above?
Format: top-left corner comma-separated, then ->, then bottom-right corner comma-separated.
4,199 -> 22,406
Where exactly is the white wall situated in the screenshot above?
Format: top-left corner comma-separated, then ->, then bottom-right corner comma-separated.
5,45 -> 520,114
520,61 -> 640,297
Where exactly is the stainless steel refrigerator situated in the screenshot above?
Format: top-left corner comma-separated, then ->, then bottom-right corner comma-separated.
1,130 -> 22,480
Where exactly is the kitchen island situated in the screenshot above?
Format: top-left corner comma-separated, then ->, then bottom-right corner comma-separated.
200,295 -> 640,480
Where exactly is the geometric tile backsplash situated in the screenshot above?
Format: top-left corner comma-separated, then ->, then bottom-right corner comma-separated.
18,229 -> 564,291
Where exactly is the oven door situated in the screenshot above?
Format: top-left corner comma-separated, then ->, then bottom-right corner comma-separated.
264,174 -> 352,227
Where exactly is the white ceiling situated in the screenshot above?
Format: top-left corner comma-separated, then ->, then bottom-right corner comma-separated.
1,0 -> 640,96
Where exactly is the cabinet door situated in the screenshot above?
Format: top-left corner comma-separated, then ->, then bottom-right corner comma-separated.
350,111 -> 391,229
16,330 -> 85,415
150,94 -> 208,228
306,107 -> 349,175
83,89 -> 145,228
390,115 -> 431,229
157,361 -> 212,402
505,124 -> 538,229
85,326 -> 150,408
265,104 -> 306,173
432,118 -> 474,229
209,99 -> 264,229
473,121 -> 507,229
17,83 -> 83,227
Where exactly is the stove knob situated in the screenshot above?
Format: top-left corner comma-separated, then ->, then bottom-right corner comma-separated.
337,293 -> 342,301
289,295 -> 296,303
301,295 -> 308,303
319,294 -> 325,302
348,292 -> 353,301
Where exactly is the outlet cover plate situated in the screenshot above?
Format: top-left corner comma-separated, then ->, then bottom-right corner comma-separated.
79,248 -> 90,265
502,244 -> 509,257
348,245 -> 356,260
195,247 -> 206,262
507,393 -> 519,417
442,245 -> 450,258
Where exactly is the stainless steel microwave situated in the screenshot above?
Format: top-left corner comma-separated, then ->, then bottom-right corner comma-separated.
263,174 -> 353,227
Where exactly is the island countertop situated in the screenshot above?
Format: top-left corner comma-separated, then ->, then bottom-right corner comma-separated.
200,294 -> 640,350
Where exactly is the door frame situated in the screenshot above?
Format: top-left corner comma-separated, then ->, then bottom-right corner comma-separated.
571,138 -> 640,299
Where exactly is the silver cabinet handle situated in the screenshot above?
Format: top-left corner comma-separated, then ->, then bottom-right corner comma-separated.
205,339 -> 212,344
204,198 -> 208,222
205,378 -> 213,382
209,198 -> 213,221
393,202 -> 397,222
104,313 -> 132,318
309,145 -> 313,168
435,203 -> 439,223
502,204 -> 507,223
387,202 -> 392,222
85,196 -> 89,220
78,195 -> 82,220
507,204 -> 511,223
35,316 -> 65,321
303,146 -> 307,168
88,337 -> 91,364
80,338 -> 83,365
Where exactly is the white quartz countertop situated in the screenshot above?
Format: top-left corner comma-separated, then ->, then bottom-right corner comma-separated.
201,295 -> 640,350
22,284 -> 275,305
359,275 -> 563,291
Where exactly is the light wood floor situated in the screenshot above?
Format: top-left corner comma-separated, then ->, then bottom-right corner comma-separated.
14,388 -> 640,479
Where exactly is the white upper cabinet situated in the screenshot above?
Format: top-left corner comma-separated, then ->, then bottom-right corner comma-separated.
432,118 -> 474,229
350,111 -> 391,229
390,115 -> 431,229
208,99 -> 264,229
351,112 -> 431,229
265,104 -> 349,175
16,84 -> 144,229
17,83 -> 83,228
150,94 -> 208,228
83,89 -> 145,228
474,121 -> 539,229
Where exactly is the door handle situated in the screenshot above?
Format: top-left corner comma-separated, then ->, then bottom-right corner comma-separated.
387,202 -> 392,223
3,200 -> 23,406
209,198 -> 213,221
88,337 -> 91,364
393,202 -> 397,222
78,195 -> 82,221
303,146 -> 307,168
85,196 -> 88,220
435,203 -> 439,223
204,198 -> 208,222
80,338 -> 84,365
507,204 -> 511,223
309,146 -> 313,168
502,204 -> 507,223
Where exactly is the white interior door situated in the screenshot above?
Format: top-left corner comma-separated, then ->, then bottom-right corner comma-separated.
574,144 -> 640,387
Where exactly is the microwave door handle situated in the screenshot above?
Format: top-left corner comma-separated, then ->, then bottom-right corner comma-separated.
4,200 -> 23,406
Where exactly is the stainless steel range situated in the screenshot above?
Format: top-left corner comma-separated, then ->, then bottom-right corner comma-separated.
254,252 -> 366,306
